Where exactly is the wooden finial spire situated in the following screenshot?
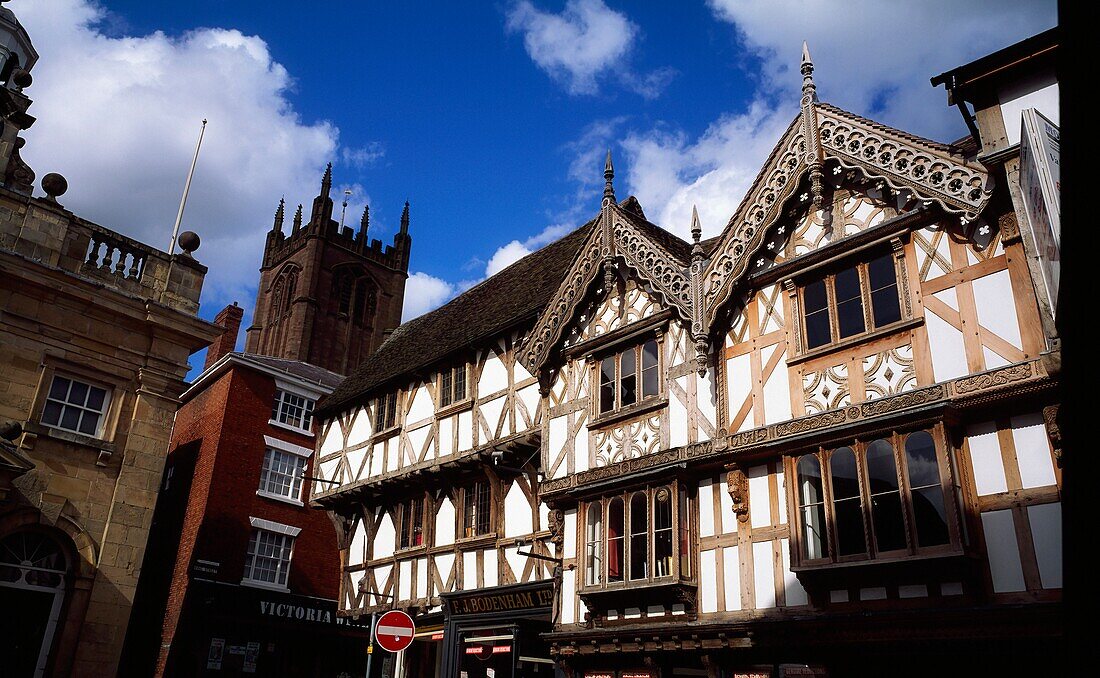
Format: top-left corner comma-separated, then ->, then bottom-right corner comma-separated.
801,41 -> 817,105
602,148 -> 616,208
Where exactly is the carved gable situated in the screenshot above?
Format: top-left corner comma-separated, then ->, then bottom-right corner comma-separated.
563,273 -> 664,349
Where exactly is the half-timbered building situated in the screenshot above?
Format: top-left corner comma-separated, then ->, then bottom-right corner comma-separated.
313,32 -> 1061,678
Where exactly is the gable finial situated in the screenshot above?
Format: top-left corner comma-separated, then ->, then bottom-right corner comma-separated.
801,41 -> 818,105
273,197 -> 285,233
602,148 -> 616,207
690,205 -> 702,243
292,203 -> 303,235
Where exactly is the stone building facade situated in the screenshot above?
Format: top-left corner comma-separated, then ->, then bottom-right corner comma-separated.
0,5 -> 219,676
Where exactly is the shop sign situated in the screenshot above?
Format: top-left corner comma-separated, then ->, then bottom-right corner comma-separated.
778,665 -> 828,678
448,583 -> 554,615
255,598 -> 369,628
584,673 -> 614,678
623,673 -> 655,678
206,638 -> 224,670
192,559 -> 220,579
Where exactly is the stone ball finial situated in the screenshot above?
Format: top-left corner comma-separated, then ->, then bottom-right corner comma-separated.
41,173 -> 68,202
11,69 -> 32,89
178,231 -> 201,255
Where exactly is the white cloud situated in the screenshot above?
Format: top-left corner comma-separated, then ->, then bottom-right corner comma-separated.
618,0 -> 1056,241
402,272 -> 457,322
506,0 -> 672,98
342,142 -> 386,168
12,0 -> 343,325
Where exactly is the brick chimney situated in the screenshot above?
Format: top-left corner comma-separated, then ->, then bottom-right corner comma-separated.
204,302 -> 244,371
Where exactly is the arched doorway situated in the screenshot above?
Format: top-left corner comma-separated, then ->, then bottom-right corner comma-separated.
0,530 -> 70,678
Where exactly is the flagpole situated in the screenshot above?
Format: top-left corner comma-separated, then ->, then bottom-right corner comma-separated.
168,118 -> 207,255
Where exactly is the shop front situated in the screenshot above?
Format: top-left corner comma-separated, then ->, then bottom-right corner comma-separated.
438,580 -> 555,678
165,580 -> 371,677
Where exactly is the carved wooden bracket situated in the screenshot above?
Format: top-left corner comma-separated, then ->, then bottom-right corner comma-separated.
547,509 -> 566,548
1043,404 -> 1062,467
725,466 -> 749,523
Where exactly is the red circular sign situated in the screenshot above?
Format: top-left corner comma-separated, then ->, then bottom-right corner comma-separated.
374,610 -> 415,653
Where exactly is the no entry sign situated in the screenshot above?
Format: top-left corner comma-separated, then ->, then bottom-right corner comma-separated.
374,610 -> 415,653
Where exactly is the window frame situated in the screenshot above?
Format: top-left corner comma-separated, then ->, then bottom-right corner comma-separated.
438,362 -> 470,410
373,390 -> 399,434
242,527 -> 295,590
39,373 -> 113,439
257,446 -> 308,504
396,494 -> 427,550
270,388 -> 317,434
787,424 -> 963,570
796,250 -> 906,354
458,479 -> 494,540
580,481 -> 693,591
592,337 -> 663,422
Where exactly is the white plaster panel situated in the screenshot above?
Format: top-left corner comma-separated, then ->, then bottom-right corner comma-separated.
504,483 -> 532,538
319,458 -> 341,486
748,465 -> 771,529
375,512 -> 396,559
479,352 -> 509,394
399,560 -> 412,601
698,479 -> 715,538
753,541 -> 776,609
348,408 -> 373,447
1028,502 -> 1062,589
373,564 -> 391,604
349,519 -> 367,567
699,549 -> 718,613
726,354 -> 752,431
718,480 -> 735,534
514,356 -> 535,383
561,569 -> 576,624
574,417 -> 589,473
407,426 -> 429,463
517,383 -> 540,430
983,346 -> 1008,370
723,546 -> 741,612
781,539 -> 807,606
480,396 -> 505,441
346,448 -> 366,482
369,445 -> 382,478
438,416 -> 454,458
776,470 -> 787,525
504,545 -> 523,582
385,438 -> 398,473
434,553 -> 455,594
539,502 -> 549,534
1010,413 -> 1057,489
416,558 -> 428,599
564,509 -> 577,559
696,372 -> 717,438
967,421 -> 1008,496
981,509 -> 1026,592
435,497 -> 455,547
458,410 -> 473,453
408,385 -> 434,423
669,388 -> 688,448
925,299 -> 969,382
462,551 -> 477,590
322,419 -> 347,454
762,345 -> 792,426
549,416 -> 569,480
483,549 -> 498,588
999,79 -> 1059,145
899,584 -> 928,598
972,269 -> 1023,350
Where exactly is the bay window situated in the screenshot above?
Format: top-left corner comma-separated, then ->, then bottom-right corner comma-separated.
790,427 -> 960,568
598,339 -> 660,415
800,252 -> 903,351
582,483 -> 692,589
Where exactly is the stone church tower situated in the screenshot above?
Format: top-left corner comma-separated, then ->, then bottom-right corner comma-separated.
244,164 -> 410,375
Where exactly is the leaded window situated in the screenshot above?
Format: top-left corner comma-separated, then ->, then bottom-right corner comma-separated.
397,496 -> 425,549
439,364 -> 468,407
374,391 -> 397,431
800,253 -> 903,350
462,480 -> 492,538
598,339 -> 660,415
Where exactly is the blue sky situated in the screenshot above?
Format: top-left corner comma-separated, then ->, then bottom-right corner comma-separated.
11,0 -> 1055,376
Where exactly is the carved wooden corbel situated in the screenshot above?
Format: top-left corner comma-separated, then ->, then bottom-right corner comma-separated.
725,466 -> 750,523
547,508 -> 565,548
1043,404 -> 1062,467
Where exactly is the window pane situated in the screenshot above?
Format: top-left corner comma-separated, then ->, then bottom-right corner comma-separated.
678,487 -> 691,576
911,486 -> 950,547
904,431 -> 940,487
477,482 -> 492,534
608,498 -> 624,582
654,488 -> 673,577
77,411 -> 99,436
870,491 -> 907,552
629,492 -> 647,580
600,357 -> 615,413
835,267 -> 865,338
49,377 -> 70,401
42,401 -> 63,427
68,381 -> 89,406
804,280 -> 830,349
867,254 -> 896,289
830,448 -> 860,500
798,455 -> 827,560
642,340 -> 659,398
866,439 -> 906,552
441,369 -> 453,406
455,366 -> 467,401
61,406 -> 80,431
86,387 -> 106,412
830,448 -> 866,556
868,255 -> 901,327
620,349 -> 637,407
866,439 -> 900,494
586,504 -> 602,585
